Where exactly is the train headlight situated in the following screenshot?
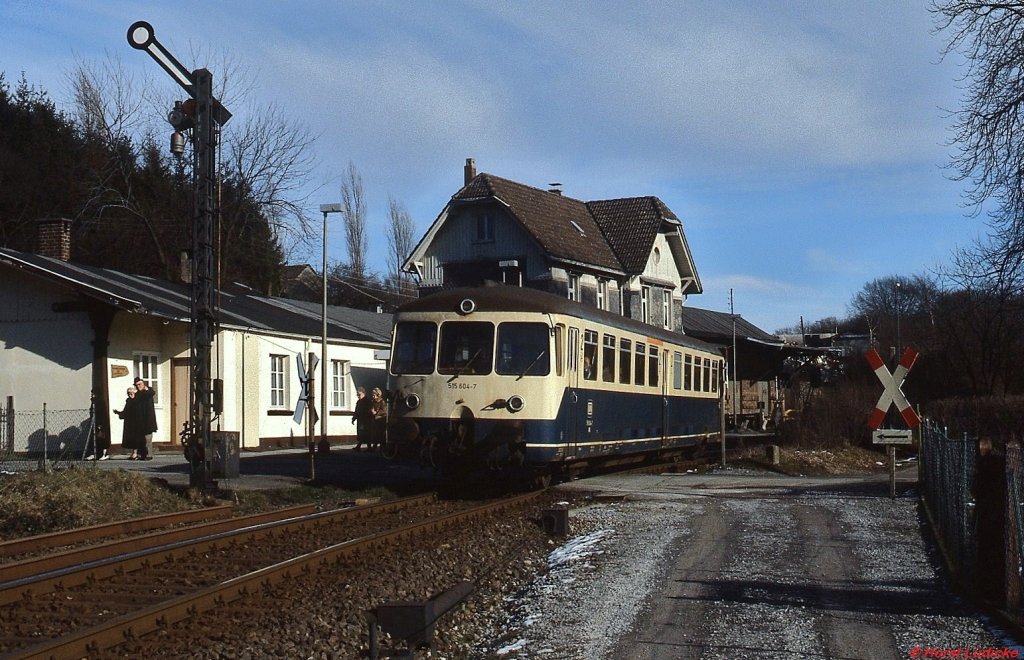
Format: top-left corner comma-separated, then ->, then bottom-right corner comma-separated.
507,394 -> 525,413
404,393 -> 421,410
458,298 -> 476,315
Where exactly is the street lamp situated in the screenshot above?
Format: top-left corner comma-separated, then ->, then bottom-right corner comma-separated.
895,280 -> 902,360
319,204 -> 343,452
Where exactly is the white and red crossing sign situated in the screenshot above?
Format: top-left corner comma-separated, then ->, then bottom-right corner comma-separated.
865,347 -> 921,430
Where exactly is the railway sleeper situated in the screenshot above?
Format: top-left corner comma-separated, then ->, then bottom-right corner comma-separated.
365,580 -> 474,659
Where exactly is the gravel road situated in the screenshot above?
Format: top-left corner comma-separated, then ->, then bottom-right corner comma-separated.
473,468 -> 1021,659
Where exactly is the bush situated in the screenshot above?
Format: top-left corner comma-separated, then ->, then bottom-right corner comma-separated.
924,395 -> 1024,441
0,468 -> 192,539
778,379 -> 878,449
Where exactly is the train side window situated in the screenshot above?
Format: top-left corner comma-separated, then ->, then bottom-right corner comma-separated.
619,338 -> 632,384
554,325 -> 564,377
602,334 -> 616,382
634,342 -> 646,386
672,352 -> 682,390
649,345 -> 659,388
583,330 -> 598,381
683,354 -> 693,390
711,359 -> 719,393
703,357 -> 712,392
566,326 -> 579,376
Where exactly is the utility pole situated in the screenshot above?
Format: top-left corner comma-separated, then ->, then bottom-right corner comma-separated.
128,22 -> 231,490
730,288 -> 738,429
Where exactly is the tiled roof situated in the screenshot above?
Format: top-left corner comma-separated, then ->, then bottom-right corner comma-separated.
454,174 -> 623,273
587,197 -> 678,275
680,306 -> 780,344
0,248 -> 390,345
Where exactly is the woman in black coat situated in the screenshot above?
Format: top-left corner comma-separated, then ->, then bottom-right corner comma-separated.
113,386 -> 143,459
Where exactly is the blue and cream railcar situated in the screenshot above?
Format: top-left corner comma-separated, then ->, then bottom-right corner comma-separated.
386,286 -> 724,481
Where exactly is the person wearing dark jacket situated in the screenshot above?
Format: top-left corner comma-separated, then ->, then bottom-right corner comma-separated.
351,387 -> 373,451
133,378 -> 158,460
113,386 -> 143,459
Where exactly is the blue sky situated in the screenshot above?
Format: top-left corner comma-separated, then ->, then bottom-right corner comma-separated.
0,1 -> 978,332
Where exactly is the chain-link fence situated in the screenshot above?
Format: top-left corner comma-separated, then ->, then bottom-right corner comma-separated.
1006,442 -> 1024,617
0,406 -> 95,474
921,418 -> 1024,624
920,419 -> 975,575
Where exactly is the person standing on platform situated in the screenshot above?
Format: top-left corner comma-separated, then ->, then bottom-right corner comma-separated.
370,387 -> 387,451
133,377 -> 158,460
351,387 -> 372,451
113,386 -> 141,460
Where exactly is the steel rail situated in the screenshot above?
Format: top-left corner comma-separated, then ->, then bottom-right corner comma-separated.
0,494 -> 435,608
0,506 -> 233,558
0,504 -> 316,584
13,491 -> 541,660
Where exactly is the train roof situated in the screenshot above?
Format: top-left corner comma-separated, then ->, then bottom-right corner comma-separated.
395,286 -> 723,355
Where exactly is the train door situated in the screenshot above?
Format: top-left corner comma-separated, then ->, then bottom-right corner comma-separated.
566,326 -> 580,447
661,348 -> 670,448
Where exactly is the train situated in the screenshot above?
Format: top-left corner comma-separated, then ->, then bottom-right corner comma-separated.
383,285 -> 726,487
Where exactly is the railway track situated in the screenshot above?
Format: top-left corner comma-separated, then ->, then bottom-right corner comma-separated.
0,504 -> 317,581
1,491 -> 543,659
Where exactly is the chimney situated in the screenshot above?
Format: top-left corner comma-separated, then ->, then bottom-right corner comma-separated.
548,182 -> 563,196
36,218 -> 72,261
464,158 -> 476,185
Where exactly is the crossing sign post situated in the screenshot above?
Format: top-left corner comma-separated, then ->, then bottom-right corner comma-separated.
865,347 -> 920,498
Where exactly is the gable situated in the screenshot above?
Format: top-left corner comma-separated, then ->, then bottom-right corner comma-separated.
406,170 -> 703,297
587,197 -> 673,274
454,174 -> 623,273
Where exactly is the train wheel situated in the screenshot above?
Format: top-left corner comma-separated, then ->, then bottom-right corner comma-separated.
532,471 -> 552,489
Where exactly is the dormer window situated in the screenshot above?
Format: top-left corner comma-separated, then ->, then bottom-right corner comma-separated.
476,214 -> 494,242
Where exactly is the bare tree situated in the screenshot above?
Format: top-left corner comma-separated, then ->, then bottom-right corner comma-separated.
67,57 -> 174,275
386,195 -> 415,293
933,1 -> 1024,252
66,51 -> 317,279
339,161 -> 368,281
220,101 -> 317,244
935,238 -> 1024,394
847,274 -> 939,352
67,57 -> 147,145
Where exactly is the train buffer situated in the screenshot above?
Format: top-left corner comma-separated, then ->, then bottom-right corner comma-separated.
365,581 -> 475,659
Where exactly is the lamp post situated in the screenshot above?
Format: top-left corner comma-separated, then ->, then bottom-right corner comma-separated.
895,280 -> 902,360
319,204 -> 343,451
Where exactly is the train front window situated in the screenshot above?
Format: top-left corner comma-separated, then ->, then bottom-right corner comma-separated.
496,322 -> 550,376
391,322 -> 437,375
438,322 -> 494,375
